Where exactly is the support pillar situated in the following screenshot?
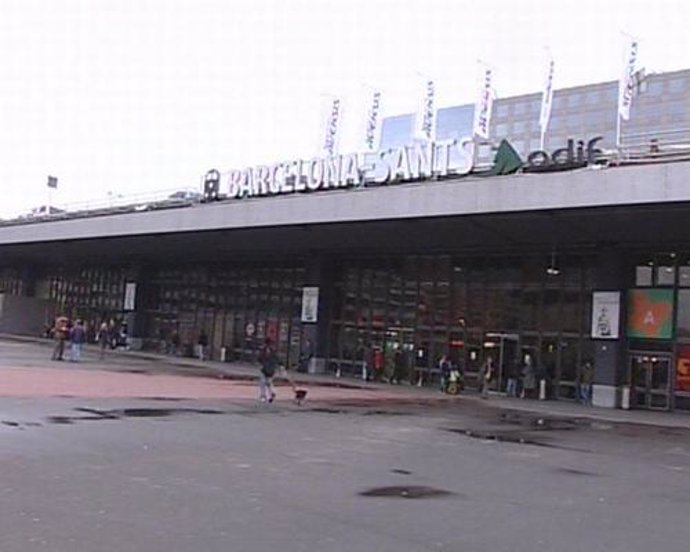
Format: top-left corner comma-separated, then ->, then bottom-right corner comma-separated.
123,265 -> 156,351
300,256 -> 335,374
591,247 -> 628,408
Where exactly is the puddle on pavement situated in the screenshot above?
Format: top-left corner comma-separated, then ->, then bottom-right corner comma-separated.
444,427 -> 556,448
390,469 -> 412,475
46,407 -> 224,424
553,467 -> 601,477
498,411 -> 581,431
359,486 -> 454,499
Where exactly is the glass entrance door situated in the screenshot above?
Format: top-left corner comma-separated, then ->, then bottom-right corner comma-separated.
628,353 -> 672,410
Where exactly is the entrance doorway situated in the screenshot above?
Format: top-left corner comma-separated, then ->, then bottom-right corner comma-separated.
484,332 -> 519,392
628,353 -> 672,410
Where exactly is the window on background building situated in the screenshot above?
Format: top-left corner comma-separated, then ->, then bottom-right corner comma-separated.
495,103 -> 510,117
513,120 -> 528,134
514,102 -> 527,115
436,105 -> 474,141
510,140 -> 526,155
668,78 -> 687,94
495,123 -> 508,136
569,94 -> 582,108
646,80 -> 664,96
552,94 -> 568,110
379,114 -> 414,150
586,90 -> 600,105
667,101 -> 688,116
549,116 -> 564,132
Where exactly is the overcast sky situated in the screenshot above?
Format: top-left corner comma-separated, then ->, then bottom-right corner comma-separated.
1,0 -> 688,217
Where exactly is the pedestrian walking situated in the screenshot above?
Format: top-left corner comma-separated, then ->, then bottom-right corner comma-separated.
479,356 -> 494,399
520,355 -> 537,399
51,315 -> 69,361
438,354 -> 452,393
197,329 -> 208,360
69,319 -> 86,362
577,360 -> 594,405
257,338 -> 279,403
97,321 -> 110,360
505,359 -> 519,397
170,330 -> 181,356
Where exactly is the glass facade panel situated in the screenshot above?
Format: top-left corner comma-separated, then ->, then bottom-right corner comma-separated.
677,290 -> 690,339
636,266 -> 653,286
327,253 -> 594,395
657,265 -> 676,286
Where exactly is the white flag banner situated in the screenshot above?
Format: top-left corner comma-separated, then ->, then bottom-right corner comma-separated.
320,96 -> 343,156
414,79 -> 436,142
363,89 -> 383,151
539,56 -> 555,134
473,66 -> 494,139
618,37 -> 638,121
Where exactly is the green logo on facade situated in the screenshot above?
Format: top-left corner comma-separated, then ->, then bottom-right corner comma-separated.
483,139 -> 524,176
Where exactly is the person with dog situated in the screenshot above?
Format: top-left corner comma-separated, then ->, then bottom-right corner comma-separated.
258,338 -> 279,403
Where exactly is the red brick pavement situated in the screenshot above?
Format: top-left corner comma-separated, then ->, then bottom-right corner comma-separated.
0,366 -> 445,403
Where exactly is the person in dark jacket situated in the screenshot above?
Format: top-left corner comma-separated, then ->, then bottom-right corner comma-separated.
69,319 -> 87,362
258,338 -> 279,403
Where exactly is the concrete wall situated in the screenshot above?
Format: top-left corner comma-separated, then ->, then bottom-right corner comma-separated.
0,294 -> 49,336
0,160 -> 689,245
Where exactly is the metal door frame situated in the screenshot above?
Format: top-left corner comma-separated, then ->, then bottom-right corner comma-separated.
627,351 -> 673,411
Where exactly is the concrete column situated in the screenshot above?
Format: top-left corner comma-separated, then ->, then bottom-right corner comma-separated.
591,247 -> 628,408
123,265 -> 155,350
301,256 -> 335,374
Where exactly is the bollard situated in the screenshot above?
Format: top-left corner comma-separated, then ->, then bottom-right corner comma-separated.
539,379 -> 547,400
220,347 -> 227,362
621,385 -> 630,410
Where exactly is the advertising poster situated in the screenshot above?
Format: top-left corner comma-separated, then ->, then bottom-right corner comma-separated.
676,345 -> 690,392
123,282 -> 137,311
627,289 -> 674,339
591,291 -> 621,339
301,287 -> 319,323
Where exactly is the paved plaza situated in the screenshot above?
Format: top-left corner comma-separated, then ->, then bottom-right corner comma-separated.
2,337 -> 690,552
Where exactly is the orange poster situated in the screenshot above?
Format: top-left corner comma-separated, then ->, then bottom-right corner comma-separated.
627,289 -> 674,339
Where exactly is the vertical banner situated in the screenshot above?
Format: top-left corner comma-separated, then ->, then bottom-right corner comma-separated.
618,36 -> 638,122
414,78 -> 436,142
363,89 -> 383,151
591,291 -> 621,339
320,96 -> 342,157
473,64 -> 494,139
539,55 -> 555,148
301,286 -> 320,323
123,282 -> 137,311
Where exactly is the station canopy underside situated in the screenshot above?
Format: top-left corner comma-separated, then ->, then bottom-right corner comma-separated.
1,201 -> 689,266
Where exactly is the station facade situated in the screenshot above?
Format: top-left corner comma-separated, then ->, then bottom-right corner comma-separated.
2,69 -> 690,411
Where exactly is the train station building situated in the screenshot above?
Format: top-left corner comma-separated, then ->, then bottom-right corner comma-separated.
2,68 -> 690,411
